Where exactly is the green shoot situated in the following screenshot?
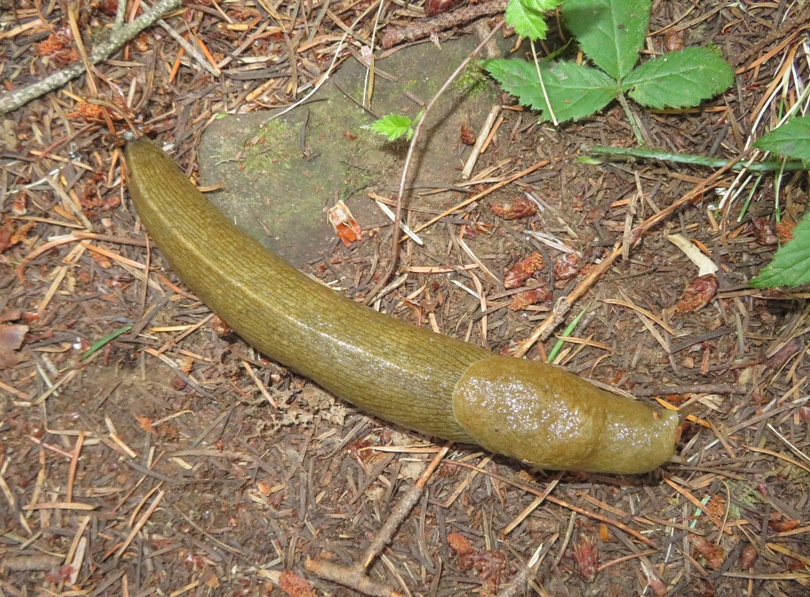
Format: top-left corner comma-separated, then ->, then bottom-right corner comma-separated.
367,114 -> 417,142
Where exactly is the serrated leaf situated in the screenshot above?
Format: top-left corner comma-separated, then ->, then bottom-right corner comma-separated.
755,115 -> 810,161
485,58 -> 618,122
505,0 -> 560,41
622,47 -> 734,109
367,114 -> 414,141
563,0 -> 650,79
751,212 -> 810,288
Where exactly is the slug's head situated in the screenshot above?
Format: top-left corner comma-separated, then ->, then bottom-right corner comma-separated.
452,356 -> 679,474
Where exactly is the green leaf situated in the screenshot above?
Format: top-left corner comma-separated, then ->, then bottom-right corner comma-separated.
622,47 -> 734,109
505,0 -> 560,41
755,115 -> 810,161
751,212 -> 810,288
81,324 -> 133,361
562,0 -> 650,79
367,114 -> 414,141
485,58 -> 617,122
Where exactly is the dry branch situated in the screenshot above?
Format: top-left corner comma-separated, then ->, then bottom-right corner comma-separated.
0,0 -> 183,114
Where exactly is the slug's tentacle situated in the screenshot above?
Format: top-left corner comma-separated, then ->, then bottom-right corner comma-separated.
125,137 -> 678,474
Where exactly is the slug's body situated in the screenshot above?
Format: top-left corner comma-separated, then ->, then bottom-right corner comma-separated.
126,138 -> 678,474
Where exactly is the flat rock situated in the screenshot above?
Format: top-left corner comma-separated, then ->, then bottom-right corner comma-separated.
198,36 -> 501,267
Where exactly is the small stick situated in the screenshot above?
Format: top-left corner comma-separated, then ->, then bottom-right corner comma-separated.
514,148 -> 753,357
0,0 -> 183,114
364,20 -> 506,305
158,19 -> 221,77
462,104 -> 501,179
381,0 -> 507,49
410,158 -> 549,237
305,446 -> 450,595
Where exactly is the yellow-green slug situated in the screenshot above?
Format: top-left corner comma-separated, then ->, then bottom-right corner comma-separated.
125,137 -> 679,474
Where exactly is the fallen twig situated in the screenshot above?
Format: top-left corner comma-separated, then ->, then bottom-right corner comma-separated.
305,446 -> 450,595
381,0 -> 507,49
364,20 -> 505,305
514,148 -> 753,357
0,0 -> 183,114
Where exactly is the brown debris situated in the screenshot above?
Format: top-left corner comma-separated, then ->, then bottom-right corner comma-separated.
0,219 -> 36,253
672,273 -> 718,313
279,570 -> 317,597
381,0 -> 507,49
0,323 -> 28,368
750,216 -> 778,245
504,252 -> 544,289
509,280 -> 552,310
689,536 -> 726,570
663,28 -> 685,52
490,195 -> 538,220
572,534 -> 599,583
460,122 -> 476,145
0,2 -> 808,596
553,252 -> 582,281
448,532 -> 506,593
739,544 -> 758,569
775,218 -> 796,243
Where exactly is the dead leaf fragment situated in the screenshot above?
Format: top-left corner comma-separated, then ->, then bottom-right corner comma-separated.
0,219 -> 35,253
751,217 -> 777,245
449,532 -> 505,590
509,281 -> 552,310
448,532 -> 474,557
663,28 -> 685,52
0,219 -> 15,252
768,517 -> 801,533
490,196 -> 538,220
504,252 -> 544,289
35,29 -> 79,66
0,323 -> 28,368
739,543 -> 758,569
278,569 -> 317,597
327,200 -> 363,247
210,315 -> 232,338
460,123 -> 476,145
673,274 -> 718,313
573,534 -> 599,583
690,535 -> 725,570
775,219 -> 795,243
426,0 -> 460,16
553,252 -> 582,280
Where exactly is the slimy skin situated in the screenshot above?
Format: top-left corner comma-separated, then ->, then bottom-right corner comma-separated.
125,137 -> 679,474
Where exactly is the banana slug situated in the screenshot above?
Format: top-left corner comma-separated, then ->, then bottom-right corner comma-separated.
125,137 -> 678,474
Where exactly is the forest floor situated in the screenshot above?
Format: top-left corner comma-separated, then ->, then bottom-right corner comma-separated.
1,1 -> 808,596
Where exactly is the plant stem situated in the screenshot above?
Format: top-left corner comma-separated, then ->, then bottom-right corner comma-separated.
363,19 -> 506,305
617,94 -> 645,145
531,42 -> 557,126
590,146 -> 807,172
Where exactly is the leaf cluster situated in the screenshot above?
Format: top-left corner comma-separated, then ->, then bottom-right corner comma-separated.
486,0 -> 734,123
750,116 -> 810,288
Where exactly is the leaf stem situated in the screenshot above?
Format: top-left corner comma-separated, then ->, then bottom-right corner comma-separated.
530,41 -> 557,126
590,146 -> 807,172
617,94 -> 645,145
